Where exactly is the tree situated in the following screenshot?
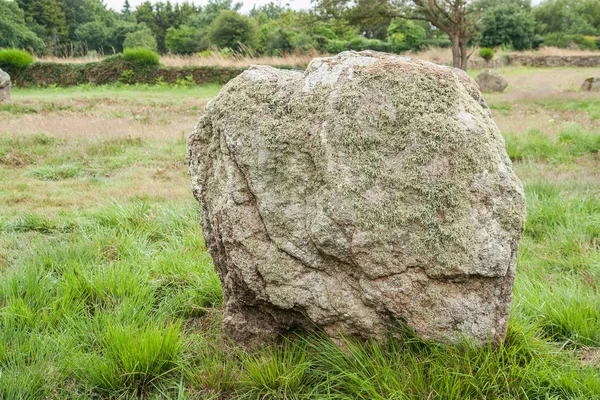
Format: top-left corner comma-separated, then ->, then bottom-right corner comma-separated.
0,0 -> 45,53
479,2 -> 536,50
123,23 -> 158,50
314,0 -> 402,40
107,20 -> 138,52
533,0 -> 599,35
208,10 -> 258,51
313,0 -> 479,69
122,0 -> 131,15
74,20 -> 111,52
411,0 -> 479,70
387,17 -> 426,50
17,0 -> 69,42
165,24 -> 203,54
58,0 -> 109,39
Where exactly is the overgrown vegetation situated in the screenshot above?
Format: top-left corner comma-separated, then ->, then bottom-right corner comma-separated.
1,0 -> 599,63
122,47 -> 160,66
4,56 -> 244,87
0,48 -> 34,68
1,69 -> 600,397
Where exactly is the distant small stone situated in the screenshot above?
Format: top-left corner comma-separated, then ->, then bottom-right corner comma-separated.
582,77 -> 600,92
0,68 -> 12,105
188,51 -> 525,347
476,69 -> 508,93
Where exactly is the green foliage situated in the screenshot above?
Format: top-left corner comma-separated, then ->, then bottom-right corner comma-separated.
123,23 -> 158,51
165,24 -> 203,54
479,2 -> 537,50
421,37 -> 452,48
387,18 -> 426,51
208,10 -> 258,51
479,47 -> 494,61
2,0 -> 600,59
0,0 -> 45,54
533,0 -> 599,35
7,60 -> 244,87
73,20 -> 111,53
122,47 -> 160,66
0,48 -> 34,69
120,69 -> 134,84
16,0 -> 69,42
542,33 -> 598,50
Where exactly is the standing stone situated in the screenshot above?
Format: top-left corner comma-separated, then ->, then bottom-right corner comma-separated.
582,77 -> 600,92
187,51 -> 525,347
0,68 -> 12,105
476,69 -> 508,93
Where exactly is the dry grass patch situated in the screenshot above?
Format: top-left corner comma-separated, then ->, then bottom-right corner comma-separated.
38,46 -> 600,69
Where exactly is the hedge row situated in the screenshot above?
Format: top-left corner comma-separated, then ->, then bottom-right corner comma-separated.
5,54 -> 600,88
3,56 -> 249,87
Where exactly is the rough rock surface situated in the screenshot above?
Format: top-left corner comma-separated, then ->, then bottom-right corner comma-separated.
582,77 -> 600,92
476,69 -> 508,93
187,51 -> 526,347
0,68 -> 12,105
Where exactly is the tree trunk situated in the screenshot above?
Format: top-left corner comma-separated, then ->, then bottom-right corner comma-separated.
450,34 -> 460,69
459,40 -> 468,71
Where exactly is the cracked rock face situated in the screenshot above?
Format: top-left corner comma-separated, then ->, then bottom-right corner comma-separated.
187,51 -> 526,347
0,68 -> 12,105
476,69 -> 508,93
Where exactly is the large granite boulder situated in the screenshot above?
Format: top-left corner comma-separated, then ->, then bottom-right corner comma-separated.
476,69 -> 508,93
187,51 -> 525,347
0,68 -> 12,105
582,77 -> 600,92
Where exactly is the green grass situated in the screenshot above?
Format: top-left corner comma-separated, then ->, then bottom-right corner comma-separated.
9,83 -> 223,104
0,78 -> 599,398
503,124 -> 600,162
122,48 -> 160,66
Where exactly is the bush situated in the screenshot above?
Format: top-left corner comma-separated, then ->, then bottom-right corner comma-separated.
542,33 -> 598,50
208,10 -> 258,51
122,48 -> 159,66
0,48 -> 34,69
123,24 -> 158,52
479,48 -> 494,62
420,38 -> 452,49
325,40 -> 348,54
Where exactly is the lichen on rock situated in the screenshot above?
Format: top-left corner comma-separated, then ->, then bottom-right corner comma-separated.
0,68 -> 12,105
476,69 -> 508,93
187,51 -> 526,347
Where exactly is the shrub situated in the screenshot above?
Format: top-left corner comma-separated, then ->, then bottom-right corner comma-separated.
479,48 -> 494,62
122,48 -> 159,66
208,10 -> 258,51
325,40 -> 348,54
0,49 -> 34,69
123,24 -> 157,51
542,33 -> 598,50
420,38 -> 452,48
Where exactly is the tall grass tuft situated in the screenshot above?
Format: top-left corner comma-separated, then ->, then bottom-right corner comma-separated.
0,48 -> 34,68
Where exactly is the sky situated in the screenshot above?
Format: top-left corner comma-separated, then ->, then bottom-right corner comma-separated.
104,0 -> 314,13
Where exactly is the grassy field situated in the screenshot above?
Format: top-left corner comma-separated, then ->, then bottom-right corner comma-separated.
1,67 -> 600,399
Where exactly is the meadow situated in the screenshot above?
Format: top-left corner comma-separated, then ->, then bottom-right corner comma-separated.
1,66 -> 600,399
